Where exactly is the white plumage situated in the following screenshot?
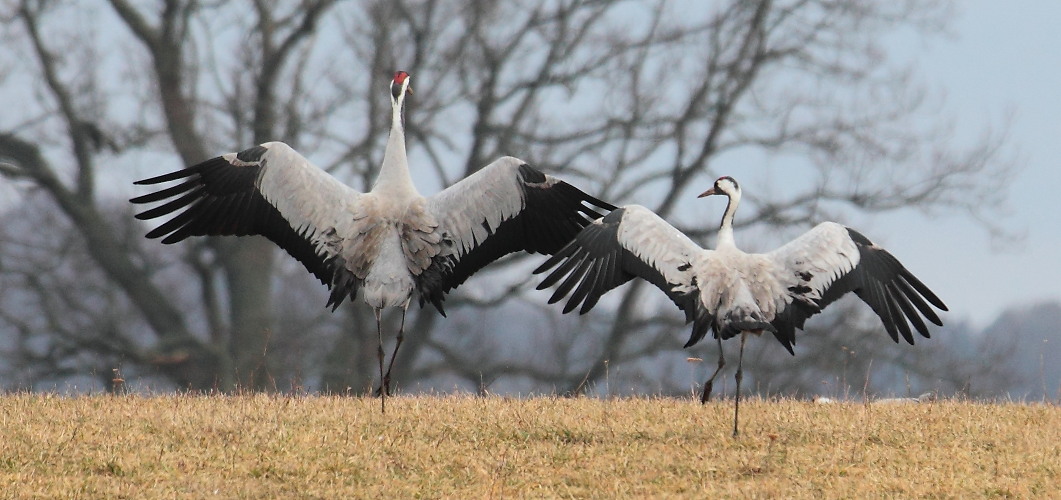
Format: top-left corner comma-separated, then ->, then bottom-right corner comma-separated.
535,175 -> 947,436
132,71 -> 613,409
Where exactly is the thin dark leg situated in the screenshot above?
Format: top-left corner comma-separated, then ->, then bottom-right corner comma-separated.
732,332 -> 747,438
381,307 -> 408,397
700,336 -> 726,404
374,308 -> 386,414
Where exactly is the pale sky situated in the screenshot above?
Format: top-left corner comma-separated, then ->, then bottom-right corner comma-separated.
873,1 -> 1061,329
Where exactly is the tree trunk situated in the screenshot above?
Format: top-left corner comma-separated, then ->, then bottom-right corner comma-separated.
222,238 -> 278,390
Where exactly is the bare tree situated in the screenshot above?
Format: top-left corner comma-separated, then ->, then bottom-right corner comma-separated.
1,0 -> 1012,396
1,0 -> 340,391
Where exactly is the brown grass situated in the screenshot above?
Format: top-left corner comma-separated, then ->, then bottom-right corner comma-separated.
0,394 -> 1057,498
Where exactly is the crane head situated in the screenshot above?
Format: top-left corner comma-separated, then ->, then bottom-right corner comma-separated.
698,176 -> 740,198
391,71 -> 414,101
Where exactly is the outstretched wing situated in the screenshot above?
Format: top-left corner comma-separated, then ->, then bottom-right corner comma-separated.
418,156 -> 614,314
130,141 -> 363,309
533,205 -> 713,343
766,222 -> 948,347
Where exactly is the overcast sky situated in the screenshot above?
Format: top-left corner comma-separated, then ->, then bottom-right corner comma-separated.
873,1 -> 1061,329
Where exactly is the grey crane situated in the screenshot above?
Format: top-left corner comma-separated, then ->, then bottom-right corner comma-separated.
131,71 -> 613,410
534,175 -> 947,436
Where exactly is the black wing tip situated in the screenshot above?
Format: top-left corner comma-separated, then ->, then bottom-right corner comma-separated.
781,341 -> 795,355
682,325 -> 704,348
431,297 -> 448,317
682,328 -> 707,349
847,229 -> 948,338
533,261 -> 556,277
767,331 -> 795,354
133,168 -> 198,186
901,269 -> 949,312
533,244 -> 575,276
132,145 -> 267,188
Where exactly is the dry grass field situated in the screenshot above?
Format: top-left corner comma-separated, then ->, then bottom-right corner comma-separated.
0,394 -> 1057,498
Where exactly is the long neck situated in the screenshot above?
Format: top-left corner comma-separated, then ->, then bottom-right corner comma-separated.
715,190 -> 739,249
372,97 -> 418,195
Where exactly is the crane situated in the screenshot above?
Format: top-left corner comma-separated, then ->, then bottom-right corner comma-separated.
131,71 -> 614,410
534,175 -> 947,436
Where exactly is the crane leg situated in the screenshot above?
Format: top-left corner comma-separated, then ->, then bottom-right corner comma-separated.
700,336 -> 726,404
732,332 -> 747,438
374,308 -> 386,414
381,307 -> 408,398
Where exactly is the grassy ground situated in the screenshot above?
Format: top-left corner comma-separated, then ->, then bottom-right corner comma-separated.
0,394 -> 1057,498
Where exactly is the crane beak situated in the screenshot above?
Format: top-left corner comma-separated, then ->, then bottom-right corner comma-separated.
697,187 -> 717,198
